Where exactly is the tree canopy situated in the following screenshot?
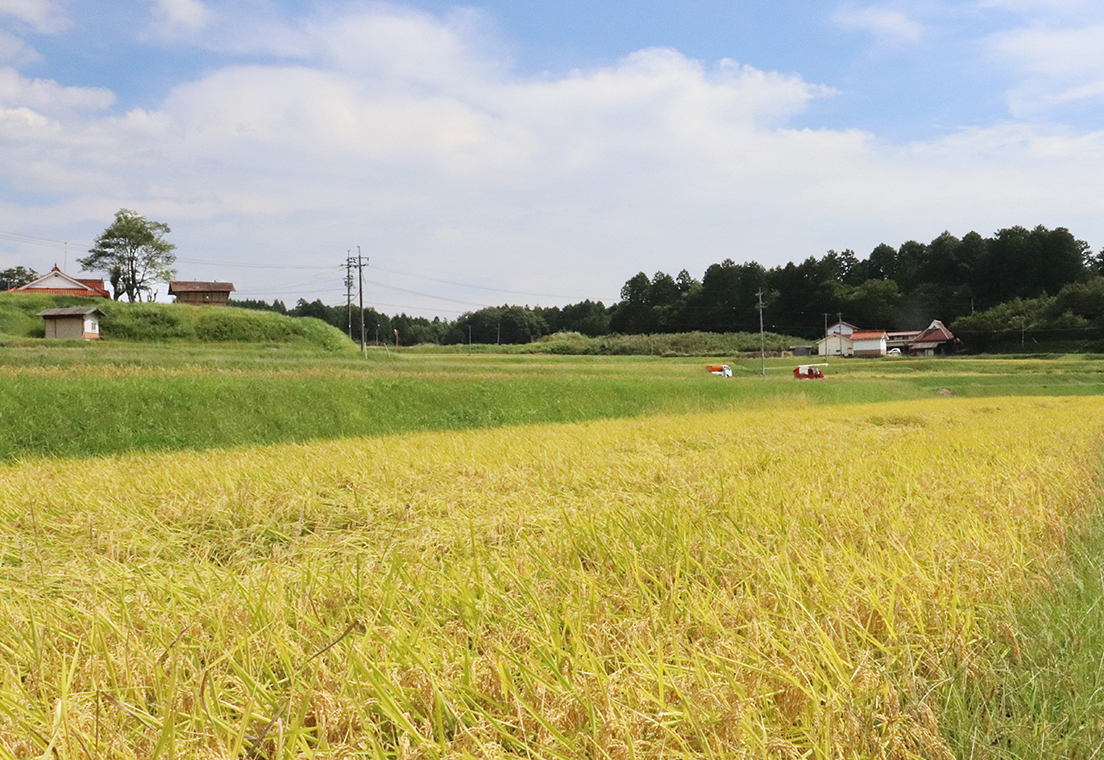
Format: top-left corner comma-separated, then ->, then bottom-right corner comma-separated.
0,266 -> 38,290
79,209 -> 177,302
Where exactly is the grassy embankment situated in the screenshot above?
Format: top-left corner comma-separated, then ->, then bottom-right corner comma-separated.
5,345 -> 1104,460
0,395 -> 1102,757
0,293 -> 351,352
0,347 -> 898,460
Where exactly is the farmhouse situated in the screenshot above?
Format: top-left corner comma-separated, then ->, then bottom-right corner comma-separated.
38,306 -> 103,340
910,320 -> 957,355
168,281 -> 235,306
817,319 -> 957,357
886,331 -> 921,352
11,266 -> 109,298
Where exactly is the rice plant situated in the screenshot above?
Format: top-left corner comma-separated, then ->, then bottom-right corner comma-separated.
0,396 -> 1100,757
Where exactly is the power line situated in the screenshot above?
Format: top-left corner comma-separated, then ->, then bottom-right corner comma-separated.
174,256 -> 337,271
370,262 -> 607,301
363,278 -> 497,309
0,230 -> 95,250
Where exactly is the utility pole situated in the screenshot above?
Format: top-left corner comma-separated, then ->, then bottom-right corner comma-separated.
756,290 -> 766,376
358,246 -> 366,359
346,248 -> 368,358
345,253 -> 354,341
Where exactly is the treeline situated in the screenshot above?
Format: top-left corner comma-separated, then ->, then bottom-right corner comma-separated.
610,224 -> 1094,338
954,278 -> 1104,352
230,298 -> 611,347
233,224 -> 1103,348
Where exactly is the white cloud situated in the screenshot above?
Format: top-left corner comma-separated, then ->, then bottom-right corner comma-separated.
989,22 -> 1104,77
3,4 -> 1104,311
985,21 -> 1104,114
0,67 -> 114,113
977,0 -> 1094,14
0,0 -> 69,33
0,28 -> 38,65
150,0 -> 214,33
833,4 -> 926,45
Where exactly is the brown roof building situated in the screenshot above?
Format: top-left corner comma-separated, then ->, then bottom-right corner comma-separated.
168,281 -> 235,306
910,320 -> 957,355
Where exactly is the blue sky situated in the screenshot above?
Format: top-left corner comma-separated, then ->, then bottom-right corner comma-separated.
1,0 -> 1103,316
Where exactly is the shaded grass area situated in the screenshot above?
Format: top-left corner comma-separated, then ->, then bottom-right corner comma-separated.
938,504 -> 1104,758
4,346 -> 1104,460
0,358 -> 912,460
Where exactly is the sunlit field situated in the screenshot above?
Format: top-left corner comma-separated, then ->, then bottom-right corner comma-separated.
1,395 -> 1101,757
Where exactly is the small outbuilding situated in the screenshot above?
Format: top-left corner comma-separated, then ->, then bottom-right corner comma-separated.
818,332 -> 853,357
38,306 -> 104,340
168,281 -> 235,306
851,330 -> 888,358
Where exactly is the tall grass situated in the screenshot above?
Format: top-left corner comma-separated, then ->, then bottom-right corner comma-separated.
937,506 -> 1104,757
0,396 -> 1100,757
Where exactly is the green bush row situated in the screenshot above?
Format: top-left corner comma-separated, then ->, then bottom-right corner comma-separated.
517,330 -> 804,356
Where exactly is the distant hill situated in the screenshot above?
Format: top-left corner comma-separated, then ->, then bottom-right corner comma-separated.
0,293 -> 355,352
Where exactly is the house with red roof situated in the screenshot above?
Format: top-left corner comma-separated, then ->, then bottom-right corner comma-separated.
910,320 -> 957,355
817,320 -> 956,357
9,266 -> 109,298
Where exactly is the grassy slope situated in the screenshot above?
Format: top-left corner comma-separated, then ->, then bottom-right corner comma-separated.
2,346 -> 1104,460
0,345 -> 1012,461
0,292 -> 353,351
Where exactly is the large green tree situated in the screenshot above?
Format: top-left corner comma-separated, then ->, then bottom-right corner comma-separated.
80,209 -> 177,302
0,266 -> 38,290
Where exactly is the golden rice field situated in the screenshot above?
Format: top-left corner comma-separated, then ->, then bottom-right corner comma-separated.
1,395 -> 1103,758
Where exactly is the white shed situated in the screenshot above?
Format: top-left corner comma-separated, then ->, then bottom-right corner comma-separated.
850,330 -> 888,357
818,333 -> 853,357
38,306 -> 103,340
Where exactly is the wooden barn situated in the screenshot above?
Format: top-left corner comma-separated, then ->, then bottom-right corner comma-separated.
38,306 -> 104,340
168,281 -> 235,306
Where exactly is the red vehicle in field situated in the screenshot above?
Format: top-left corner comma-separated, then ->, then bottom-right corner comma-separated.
794,364 -> 827,379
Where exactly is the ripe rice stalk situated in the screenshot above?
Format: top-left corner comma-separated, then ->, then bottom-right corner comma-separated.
0,396 -> 1100,757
